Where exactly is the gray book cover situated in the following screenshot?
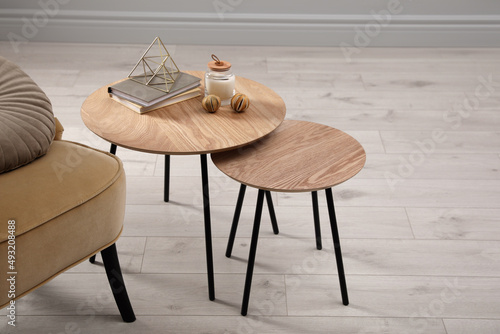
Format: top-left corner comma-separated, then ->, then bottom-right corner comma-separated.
109,72 -> 201,107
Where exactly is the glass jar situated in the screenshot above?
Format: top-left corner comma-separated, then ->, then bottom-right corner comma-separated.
205,54 -> 235,106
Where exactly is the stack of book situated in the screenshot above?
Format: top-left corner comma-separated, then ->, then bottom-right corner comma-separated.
108,72 -> 201,114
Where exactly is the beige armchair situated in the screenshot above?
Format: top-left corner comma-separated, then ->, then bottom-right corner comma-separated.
0,56 -> 135,322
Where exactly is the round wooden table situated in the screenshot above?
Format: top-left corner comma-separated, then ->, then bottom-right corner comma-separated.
211,120 -> 366,315
81,71 -> 285,155
81,72 -> 286,301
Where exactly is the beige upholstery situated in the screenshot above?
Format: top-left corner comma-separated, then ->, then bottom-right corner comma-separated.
0,57 -> 134,322
0,56 -> 56,173
0,140 -> 126,308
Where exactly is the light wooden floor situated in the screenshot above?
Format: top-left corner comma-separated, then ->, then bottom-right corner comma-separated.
1,42 -> 500,333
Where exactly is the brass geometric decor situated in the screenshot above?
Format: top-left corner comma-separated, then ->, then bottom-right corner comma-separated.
128,37 -> 180,93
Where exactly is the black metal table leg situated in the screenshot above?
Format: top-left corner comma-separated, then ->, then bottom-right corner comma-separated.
110,143 -> 117,155
311,191 -> 322,250
200,154 -> 215,301
241,189 -> 265,316
164,155 -> 170,202
265,191 -> 279,234
101,243 -> 136,322
89,143 -> 119,265
325,188 -> 349,306
226,184 -> 247,258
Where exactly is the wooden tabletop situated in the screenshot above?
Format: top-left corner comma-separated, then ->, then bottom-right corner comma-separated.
211,120 -> 366,192
81,71 -> 286,155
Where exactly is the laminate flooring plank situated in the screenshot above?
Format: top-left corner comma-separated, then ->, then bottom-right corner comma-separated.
360,153 -> 500,180
444,319 -> 500,334
361,72 -> 500,93
277,179 -> 500,208
381,131 -> 500,154
288,109 -> 500,132
18,68 -> 80,88
140,237 -> 500,276
407,208 -> 500,240
122,204 -> 254,238
340,239 -> 500,277
141,236 -> 342,275
285,275 -> 500,318
122,204 -> 413,239
246,72 -> 366,91
267,57 -> 494,74
140,236 -> 250,274
74,69 -> 134,88
1,42 -> 152,71
279,90 -> 497,110
10,273 -> 286,316
125,175 -> 273,206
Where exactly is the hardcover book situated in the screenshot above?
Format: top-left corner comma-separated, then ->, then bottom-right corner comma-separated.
109,87 -> 201,114
108,72 -> 201,107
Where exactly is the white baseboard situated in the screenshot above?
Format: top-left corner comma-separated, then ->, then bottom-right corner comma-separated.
1,9 -> 500,47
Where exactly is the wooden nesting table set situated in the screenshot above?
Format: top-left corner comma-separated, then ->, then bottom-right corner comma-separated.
81,71 -> 366,315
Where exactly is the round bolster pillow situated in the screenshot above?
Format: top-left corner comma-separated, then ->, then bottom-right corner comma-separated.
0,56 -> 55,173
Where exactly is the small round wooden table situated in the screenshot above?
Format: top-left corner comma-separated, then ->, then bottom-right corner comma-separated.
211,120 -> 366,315
81,71 -> 286,301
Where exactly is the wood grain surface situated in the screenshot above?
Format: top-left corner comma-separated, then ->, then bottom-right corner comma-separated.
81,71 -> 286,154
211,120 -> 366,192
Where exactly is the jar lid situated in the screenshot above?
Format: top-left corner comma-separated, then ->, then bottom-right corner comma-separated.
208,54 -> 231,71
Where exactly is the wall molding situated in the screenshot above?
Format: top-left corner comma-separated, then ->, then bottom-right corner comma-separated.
1,9 -> 500,47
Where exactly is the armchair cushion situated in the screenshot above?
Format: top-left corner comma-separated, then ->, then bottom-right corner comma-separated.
0,56 -> 55,173
0,140 -> 126,308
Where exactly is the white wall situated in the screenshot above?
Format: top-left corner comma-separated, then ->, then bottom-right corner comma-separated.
1,0 -> 499,47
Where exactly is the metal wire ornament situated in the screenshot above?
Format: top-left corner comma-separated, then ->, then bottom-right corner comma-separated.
128,37 -> 180,93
